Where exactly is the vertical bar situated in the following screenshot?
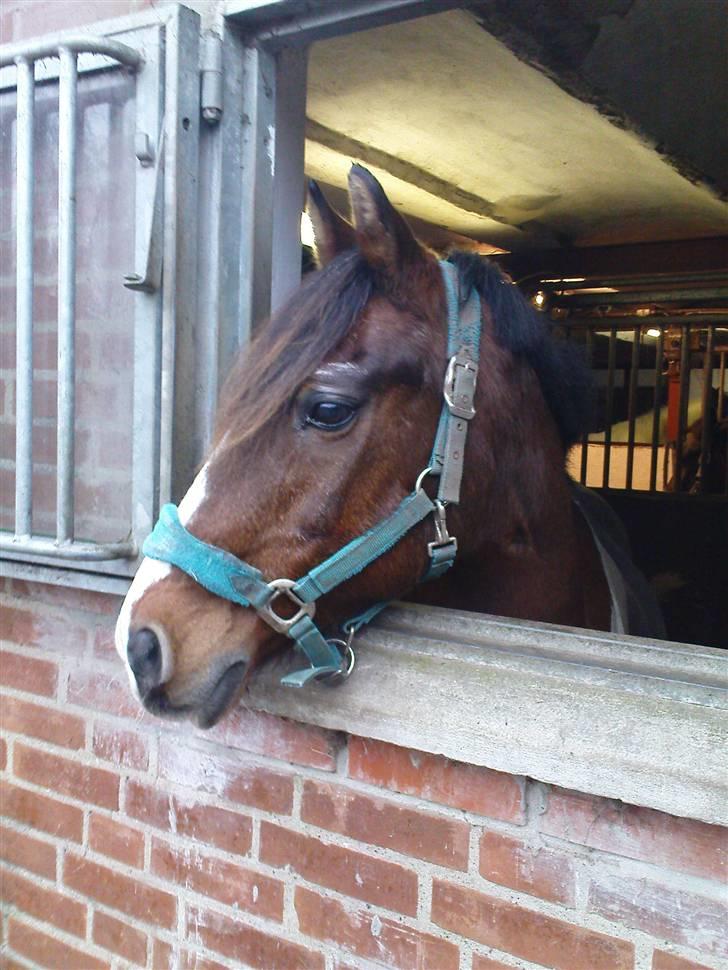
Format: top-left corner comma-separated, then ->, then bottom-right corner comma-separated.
160,5 -> 201,504
602,326 -> 617,489
56,46 -> 77,542
697,326 -> 714,493
625,325 -> 640,490
718,349 -> 726,422
270,45 -> 308,312
579,328 -> 593,485
649,328 -> 665,491
673,324 -> 690,492
14,57 -> 35,539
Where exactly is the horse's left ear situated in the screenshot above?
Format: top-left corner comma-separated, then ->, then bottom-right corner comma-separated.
306,180 -> 357,268
348,164 -> 424,277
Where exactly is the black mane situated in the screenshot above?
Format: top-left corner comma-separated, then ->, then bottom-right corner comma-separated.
449,251 -> 593,447
217,247 -> 592,451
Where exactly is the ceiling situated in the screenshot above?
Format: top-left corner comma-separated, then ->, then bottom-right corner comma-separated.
305,2 -> 728,253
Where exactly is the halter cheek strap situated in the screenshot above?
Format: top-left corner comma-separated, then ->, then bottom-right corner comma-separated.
142,260 -> 482,687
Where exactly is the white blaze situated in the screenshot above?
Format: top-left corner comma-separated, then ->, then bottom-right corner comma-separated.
115,462 -> 211,672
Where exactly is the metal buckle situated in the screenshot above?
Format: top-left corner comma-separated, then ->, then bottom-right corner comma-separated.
427,500 -> 458,555
258,579 -> 315,634
443,350 -> 477,420
316,635 -> 356,687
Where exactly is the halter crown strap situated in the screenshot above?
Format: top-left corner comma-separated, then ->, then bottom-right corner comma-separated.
142,259 -> 483,687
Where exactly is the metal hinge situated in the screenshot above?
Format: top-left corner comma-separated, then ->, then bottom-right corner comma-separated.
124,126 -> 164,293
201,31 -> 223,124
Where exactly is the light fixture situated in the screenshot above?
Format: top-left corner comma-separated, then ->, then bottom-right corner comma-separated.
300,211 -> 315,247
646,328 -> 661,338
533,290 -> 547,309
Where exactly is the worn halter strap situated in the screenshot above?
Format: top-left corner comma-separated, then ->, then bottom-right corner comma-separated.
142,260 -> 482,687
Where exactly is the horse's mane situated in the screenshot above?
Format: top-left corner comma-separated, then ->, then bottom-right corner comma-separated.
449,251 -> 593,448
215,248 -> 592,451
214,251 -> 374,448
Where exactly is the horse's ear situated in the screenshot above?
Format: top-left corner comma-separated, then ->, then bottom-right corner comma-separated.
306,180 -> 357,268
347,164 -> 423,277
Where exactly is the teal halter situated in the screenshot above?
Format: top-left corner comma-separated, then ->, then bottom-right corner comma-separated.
142,261 -> 482,687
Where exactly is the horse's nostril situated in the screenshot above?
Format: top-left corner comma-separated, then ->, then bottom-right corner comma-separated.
127,628 -> 163,694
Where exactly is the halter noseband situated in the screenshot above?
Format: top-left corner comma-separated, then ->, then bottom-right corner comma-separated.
142,261 -> 482,687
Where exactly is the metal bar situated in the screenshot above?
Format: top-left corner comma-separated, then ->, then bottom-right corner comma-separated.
602,327 -> 617,489
697,326 -> 714,493
229,0 -> 463,49
674,325 -> 691,492
625,325 -> 640,490
56,46 -> 77,543
541,272 -> 728,291
719,349 -> 726,421
564,315 -> 728,328
0,35 -> 142,69
579,329 -> 593,485
271,45 -> 308,312
649,328 -> 665,492
14,57 -> 34,539
0,534 -> 135,561
160,5 -> 201,504
552,287 -> 728,307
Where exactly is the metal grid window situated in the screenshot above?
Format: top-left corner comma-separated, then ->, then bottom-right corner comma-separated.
0,8 -> 199,592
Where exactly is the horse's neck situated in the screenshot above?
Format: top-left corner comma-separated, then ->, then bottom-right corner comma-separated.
415,360 -> 611,630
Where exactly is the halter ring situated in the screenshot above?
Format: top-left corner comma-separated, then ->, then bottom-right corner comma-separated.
259,579 -> 315,634
317,639 -> 356,686
415,465 -> 435,493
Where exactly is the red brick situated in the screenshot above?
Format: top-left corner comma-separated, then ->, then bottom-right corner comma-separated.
432,879 -> 633,970
260,820 -> 418,916
205,706 -> 339,770
89,812 -> 145,868
0,823 -> 56,878
0,604 -> 88,655
301,778 -> 469,870
1,865 -> 86,937
473,957 -> 514,970
588,872 -> 728,958
0,695 -> 85,749
93,625 -> 118,659
479,829 -> 575,905
14,743 -> 119,809
64,852 -> 177,929
158,737 -> 293,814
11,579 -> 123,616
92,910 -> 148,966
0,648 -> 57,696
185,903 -> 325,970
0,736 -> 6,769
152,939 -> 174,968
125,779 -> 254,856
92,720 -> 149,770
67,667 -> 146,719
0,780 -> 83,841
349,737 -> 525,823
541,787 -> 727,883
652,952 -> 713,970
296,886 -> 459,970
151,837 -> 283,921
7,918 -> 108,970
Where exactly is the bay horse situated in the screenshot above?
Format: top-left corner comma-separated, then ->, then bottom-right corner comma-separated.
115,165 -> 663,727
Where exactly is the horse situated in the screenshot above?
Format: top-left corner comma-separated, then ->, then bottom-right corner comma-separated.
115,165 -> 663,727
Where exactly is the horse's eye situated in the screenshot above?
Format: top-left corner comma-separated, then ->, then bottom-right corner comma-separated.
306,400 -> 356,430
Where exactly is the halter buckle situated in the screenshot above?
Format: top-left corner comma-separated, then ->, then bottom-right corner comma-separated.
444,349 -> 477,420
428,500 -> 458,556
259,579 -> 315,634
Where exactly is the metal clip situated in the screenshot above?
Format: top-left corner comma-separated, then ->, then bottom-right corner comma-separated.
428,500 -> 458,555
258,578 -> 315,634
444,349 -> 477,420
317,629 -> 356,687
124,125 -> 164,293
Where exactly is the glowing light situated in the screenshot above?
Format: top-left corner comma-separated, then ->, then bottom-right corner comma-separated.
646,328 -> 661,338
540,277 -> 586,283
300,211 -> 314,247
533,290 -> 546,308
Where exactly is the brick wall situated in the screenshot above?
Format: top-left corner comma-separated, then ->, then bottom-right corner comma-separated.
1,578 -> 726,970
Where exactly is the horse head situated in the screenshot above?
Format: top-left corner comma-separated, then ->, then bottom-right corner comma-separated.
115,165 -> 592,726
